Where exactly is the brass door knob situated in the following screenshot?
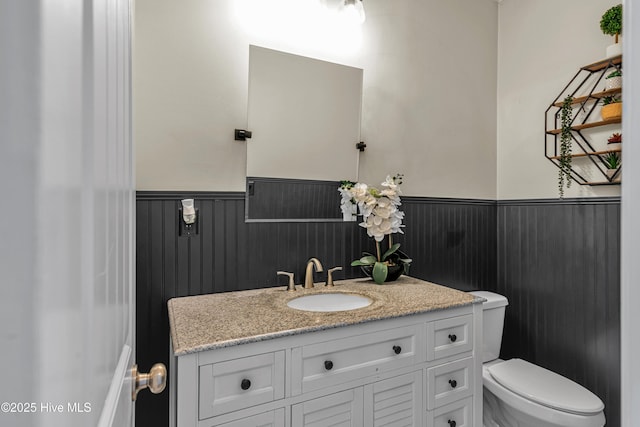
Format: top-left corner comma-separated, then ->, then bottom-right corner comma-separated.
132,363 -> 167,401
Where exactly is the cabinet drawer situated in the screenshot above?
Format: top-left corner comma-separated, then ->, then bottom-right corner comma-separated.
427,315 -> 473,361
426,357 -> 474,410
427,396 -> 473,427
199,351 -> 285,419
292,324 -> 423,394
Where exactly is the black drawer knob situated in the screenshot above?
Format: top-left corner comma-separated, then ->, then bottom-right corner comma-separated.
448,420 -> 456,427
324,360 -> 334,371
449,379 -> 457,388
240,379 -> 251,390
393,345 -> 402,355
448,334 -> 457,343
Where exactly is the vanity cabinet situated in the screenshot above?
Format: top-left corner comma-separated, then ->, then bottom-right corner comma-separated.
169,304 -> 482,427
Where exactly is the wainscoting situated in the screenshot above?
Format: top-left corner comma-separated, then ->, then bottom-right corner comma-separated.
135,192 -> 497,426
497,197 -> 621,427
135,192 -> 620,427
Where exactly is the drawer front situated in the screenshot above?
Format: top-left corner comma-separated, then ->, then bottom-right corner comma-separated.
427,315 -> 473,361
199,351 -> 285,419
427,396 -> 473,427
292,324 -> 423,394
426,357 -> 474,410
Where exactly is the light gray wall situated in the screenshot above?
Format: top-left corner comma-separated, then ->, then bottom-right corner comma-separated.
497,0 -> 622,199
620,0 -> 640,424
134,0 -> 498,199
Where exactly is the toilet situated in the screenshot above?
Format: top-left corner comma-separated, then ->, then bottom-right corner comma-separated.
470,291 -> 606,427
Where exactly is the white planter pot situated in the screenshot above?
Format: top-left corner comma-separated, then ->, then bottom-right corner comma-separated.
606,168 -> 620,182
606,76 -> 622,90
606,42 -> 622,58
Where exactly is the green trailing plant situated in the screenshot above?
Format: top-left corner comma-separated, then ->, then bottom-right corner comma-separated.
558,95 -> 574,198
600,4 -> 622,43
606,70 -> 622,79
601,95 -> 621,105
603,151 -> 621,169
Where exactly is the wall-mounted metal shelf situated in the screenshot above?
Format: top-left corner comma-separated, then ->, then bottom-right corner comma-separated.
545,55 -> 622,185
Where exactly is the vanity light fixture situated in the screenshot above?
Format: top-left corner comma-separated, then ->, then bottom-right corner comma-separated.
341,0 -> 365,24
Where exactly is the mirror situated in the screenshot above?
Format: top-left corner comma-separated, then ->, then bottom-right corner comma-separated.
245,46 -> 363,222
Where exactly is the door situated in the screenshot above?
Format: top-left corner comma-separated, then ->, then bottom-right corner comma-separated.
0,1 -> 161,426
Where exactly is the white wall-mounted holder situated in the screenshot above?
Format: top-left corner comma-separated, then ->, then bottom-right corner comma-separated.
179,199 -> 199,237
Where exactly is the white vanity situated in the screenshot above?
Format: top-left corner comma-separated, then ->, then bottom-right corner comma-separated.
168,277 -> 483,427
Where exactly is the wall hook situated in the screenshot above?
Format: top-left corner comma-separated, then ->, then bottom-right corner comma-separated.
235,129 -> 253,141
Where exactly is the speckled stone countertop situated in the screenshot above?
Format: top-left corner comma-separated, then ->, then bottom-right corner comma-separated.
168,276 -> 479,356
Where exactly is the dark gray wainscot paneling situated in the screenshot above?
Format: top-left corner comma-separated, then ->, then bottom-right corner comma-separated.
135,191 -> 497,427
496,197 -> 620,427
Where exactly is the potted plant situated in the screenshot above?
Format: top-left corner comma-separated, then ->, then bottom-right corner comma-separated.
601,95 -> 622,120
352,243 -> 412,283
558,95 -> 573,198
605,69 -> 622,90
601,4 -> 622,58
340,174 -> 412,284
607,132 -> 622,150
602,151 -> 621,181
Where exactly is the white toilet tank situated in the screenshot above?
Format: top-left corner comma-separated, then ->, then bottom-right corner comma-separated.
469,291 -> 509,363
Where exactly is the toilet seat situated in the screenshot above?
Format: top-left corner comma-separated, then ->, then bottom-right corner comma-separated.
488,359 -> 604,415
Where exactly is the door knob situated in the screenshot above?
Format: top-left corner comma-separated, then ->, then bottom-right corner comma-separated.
132,363 -> 167,401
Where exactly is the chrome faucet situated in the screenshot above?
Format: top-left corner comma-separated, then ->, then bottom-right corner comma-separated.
304,258 -> 324,289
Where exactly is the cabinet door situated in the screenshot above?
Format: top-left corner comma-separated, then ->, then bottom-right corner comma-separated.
292,388 -> 364,427
214,408 -> 285,427
364,371 -> 423,427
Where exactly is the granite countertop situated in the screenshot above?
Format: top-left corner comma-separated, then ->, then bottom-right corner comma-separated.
168,276 -> 479,355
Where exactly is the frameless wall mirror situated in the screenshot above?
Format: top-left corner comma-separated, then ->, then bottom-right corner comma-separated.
245,45 -> 363,222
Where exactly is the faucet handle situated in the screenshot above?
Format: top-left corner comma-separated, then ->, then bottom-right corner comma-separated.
325,267 -> 343,287
277,271 -> 296,291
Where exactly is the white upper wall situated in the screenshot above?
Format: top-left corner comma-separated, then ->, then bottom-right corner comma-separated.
134,0 -> 498,198
497,0 -> 622,199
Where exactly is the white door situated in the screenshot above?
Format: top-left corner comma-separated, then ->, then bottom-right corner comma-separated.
0,1 -> 161,426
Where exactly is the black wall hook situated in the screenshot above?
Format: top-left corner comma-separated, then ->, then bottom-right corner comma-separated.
235,129 -> 253,141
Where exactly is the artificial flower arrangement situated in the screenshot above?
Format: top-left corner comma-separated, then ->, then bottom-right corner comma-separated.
339,174 -> 412,284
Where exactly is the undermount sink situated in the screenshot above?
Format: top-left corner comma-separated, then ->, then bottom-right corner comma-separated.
286,293 -> 373,312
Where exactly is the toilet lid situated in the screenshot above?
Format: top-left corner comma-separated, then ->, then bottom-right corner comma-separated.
488,359 -> 604,414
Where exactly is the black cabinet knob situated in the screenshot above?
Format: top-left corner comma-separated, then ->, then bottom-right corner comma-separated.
448,334 -> 457,343
449,379 -> 457,388
447,420 -> 456,427
393,345 -> 402,355
240,379 -> 251,390
324,360 -> 333,371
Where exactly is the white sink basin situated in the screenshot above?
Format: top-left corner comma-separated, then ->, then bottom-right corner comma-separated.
286,293 -> 373,312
